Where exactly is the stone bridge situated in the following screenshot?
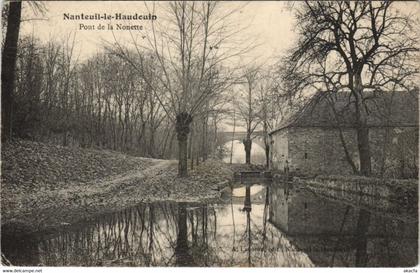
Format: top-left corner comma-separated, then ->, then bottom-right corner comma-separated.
217,130 -> 266,148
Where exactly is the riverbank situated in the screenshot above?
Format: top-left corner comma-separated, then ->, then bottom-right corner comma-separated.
1,140 -> 237,236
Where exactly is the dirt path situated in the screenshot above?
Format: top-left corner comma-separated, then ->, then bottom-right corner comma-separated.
52,159 -> 176,203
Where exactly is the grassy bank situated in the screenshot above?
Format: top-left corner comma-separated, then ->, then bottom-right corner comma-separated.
1,140 -> 236,236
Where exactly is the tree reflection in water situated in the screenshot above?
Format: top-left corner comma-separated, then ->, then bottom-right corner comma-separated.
243,186 -> 252,266
174,203 -> 193,266
354,209 -> 371,267
3,182 -> 416,267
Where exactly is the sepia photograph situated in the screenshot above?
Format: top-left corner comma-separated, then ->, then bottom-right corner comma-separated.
1,0 -> 419,270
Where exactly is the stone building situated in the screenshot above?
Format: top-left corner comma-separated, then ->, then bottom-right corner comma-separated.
269,91 -> 419,178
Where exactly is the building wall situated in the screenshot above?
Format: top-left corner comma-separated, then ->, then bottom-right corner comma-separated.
269,129 -> 288,171
270,126 -> 418,177
287,127 -> 357,176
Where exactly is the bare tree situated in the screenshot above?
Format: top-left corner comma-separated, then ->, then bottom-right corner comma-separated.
110,1 -> 252,176
1,1 -> 46,141
235,67 -> 262,164
2,0 -> 22,140
254,71 -> 278,168
282,1 -> 419,176
13,35 -> 43,138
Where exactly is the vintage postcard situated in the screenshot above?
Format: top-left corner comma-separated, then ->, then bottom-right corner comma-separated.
1,0 -> 419,271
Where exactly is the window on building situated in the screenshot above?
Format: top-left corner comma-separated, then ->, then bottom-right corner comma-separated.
304,152 -> 308,159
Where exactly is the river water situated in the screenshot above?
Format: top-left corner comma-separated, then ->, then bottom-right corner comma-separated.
2,181 -> 418,267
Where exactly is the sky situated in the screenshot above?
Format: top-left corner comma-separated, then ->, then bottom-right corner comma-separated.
20,1 -> 298,64
18,1 -> 420,133
18,1 -> 300,132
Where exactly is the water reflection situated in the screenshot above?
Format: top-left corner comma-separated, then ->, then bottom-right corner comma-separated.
175,203 -> 193,266
2,182 -> 417,267
269,183 -> 418,267
222,140 -> 266,164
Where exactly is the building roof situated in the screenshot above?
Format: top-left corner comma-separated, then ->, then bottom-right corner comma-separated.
269,90 -> 419,135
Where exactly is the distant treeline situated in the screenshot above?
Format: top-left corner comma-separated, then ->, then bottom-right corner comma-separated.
12,35 -> 221,160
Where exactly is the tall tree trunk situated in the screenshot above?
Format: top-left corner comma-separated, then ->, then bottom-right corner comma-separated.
178,135 -> 188,176
243,136 -> 252,164
160,124 -> 172,158
202,114 -> 208,161
189,122 -> 194,170
176,112 -> 192,177
213,116 -> 218,154
263,121 -> 270,168
230,110 -> 236,164
357,126 -> 371,176
149,127 -> 155,157
1,1 -> 22,141
168,130 -> 176,159
62,132 -> 68,146
354,75 -> 372,176
265,143 -> 270,168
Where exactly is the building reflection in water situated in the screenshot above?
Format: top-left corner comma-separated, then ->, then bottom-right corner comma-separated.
268,182 -> 418,267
